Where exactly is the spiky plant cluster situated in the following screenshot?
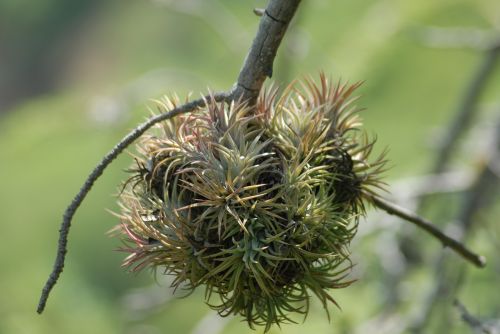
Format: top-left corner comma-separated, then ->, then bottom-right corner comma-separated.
116,75 -> 387,330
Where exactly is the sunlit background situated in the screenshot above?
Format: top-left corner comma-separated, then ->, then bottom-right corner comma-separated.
1,0 -> 500,333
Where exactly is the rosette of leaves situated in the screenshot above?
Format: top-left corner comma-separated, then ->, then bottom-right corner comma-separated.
116,75 -> 387,330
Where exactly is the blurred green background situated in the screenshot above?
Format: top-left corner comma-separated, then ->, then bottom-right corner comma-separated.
1,0 -> 499,333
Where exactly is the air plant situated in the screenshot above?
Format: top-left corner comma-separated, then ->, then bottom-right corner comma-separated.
36,1 -> 486,325
115,74 -> 387,330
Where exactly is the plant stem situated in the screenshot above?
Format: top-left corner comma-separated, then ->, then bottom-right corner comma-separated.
366,193 -> 486,268
231,0 -> 301,104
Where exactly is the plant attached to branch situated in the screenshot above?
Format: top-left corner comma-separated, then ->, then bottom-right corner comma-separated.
115,76 -> 386,329
37,0 -> 486,331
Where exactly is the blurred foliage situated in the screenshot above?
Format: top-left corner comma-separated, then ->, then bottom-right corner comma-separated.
0,0 -> 499,333
0,0 -> 100,111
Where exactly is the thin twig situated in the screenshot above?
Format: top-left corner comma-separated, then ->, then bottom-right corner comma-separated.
366,193 -> 486,268
409,165 -> 499,333
36,93 -> 229,314
352,37 -> 500,334
374,38 -> 500,326
408,115 -> 500,333
454,299 -> 494,334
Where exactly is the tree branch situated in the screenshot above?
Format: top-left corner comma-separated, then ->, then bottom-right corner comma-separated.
366,193 -> 486,268
454,299 -> 495,334
36,93 -> 229,314
371,39 -> 500,325
231,0 -> 301,104
407,115 -> 500,333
